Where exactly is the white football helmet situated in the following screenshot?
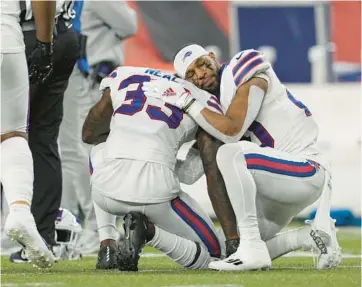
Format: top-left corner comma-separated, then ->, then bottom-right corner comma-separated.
54,208 -> 83,260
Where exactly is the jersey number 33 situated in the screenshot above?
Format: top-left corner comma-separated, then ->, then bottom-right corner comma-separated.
114,75 -> 183,129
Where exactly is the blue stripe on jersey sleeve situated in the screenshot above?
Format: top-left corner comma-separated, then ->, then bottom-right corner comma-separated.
234,58 -> 264,86
232,51 -> 260,77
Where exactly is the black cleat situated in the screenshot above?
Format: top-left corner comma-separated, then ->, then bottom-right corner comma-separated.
96,245 -> 120,270
225,238 -> 240,257
118,212 -> 148,272
9,248 -> 29,264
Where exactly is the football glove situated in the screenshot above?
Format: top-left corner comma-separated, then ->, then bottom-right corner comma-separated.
142,79 -> 195,112
28,39 -> 54,84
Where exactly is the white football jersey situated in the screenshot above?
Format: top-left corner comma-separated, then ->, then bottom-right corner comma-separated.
0,0 -> 25,53
100,66 -> 222,171
219,49 -> 330,171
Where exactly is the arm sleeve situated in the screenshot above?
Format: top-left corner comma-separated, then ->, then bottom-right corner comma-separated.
175,148 -> 204,185
187,86 -> 265,144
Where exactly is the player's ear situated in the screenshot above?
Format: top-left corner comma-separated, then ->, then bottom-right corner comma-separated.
209,52 -> 216,60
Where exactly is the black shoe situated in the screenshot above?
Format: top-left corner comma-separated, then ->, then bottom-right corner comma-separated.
10,244 -> 57,264
96,245 -> 120,270
9,248 -> 29,263
118,212 -> 148,272
225,238 -> 240,257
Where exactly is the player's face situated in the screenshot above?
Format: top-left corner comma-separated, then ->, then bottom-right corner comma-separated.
185,54 -> 219,94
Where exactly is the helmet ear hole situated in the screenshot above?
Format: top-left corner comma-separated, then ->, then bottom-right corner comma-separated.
56,229 -> 72,242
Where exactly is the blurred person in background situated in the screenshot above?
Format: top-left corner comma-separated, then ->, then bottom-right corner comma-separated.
9,0 -> 79,263
59,0 -> 137,255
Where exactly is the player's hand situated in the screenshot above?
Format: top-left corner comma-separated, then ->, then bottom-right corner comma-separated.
28,39 -> 54,84
142,79 -> 194,111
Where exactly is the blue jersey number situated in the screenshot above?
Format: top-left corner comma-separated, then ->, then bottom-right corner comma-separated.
114,75 -> 183,129
248,121 -> 275,148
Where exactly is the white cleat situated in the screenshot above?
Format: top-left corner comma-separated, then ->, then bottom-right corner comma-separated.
305,218 -> 342,269
4,211 -> 55,269
208,239 -> 271,271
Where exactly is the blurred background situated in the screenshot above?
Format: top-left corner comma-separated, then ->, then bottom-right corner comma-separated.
120,0 -> 361,226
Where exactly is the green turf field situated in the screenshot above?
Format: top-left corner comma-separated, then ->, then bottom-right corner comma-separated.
1,227 -> 361,287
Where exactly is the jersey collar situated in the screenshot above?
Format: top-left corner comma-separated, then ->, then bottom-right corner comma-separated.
218,63 -> 227,79
215,64 -> 227,99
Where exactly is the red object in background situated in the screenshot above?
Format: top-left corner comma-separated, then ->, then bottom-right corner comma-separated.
200,1 -> 229,37
331,1 -> 361,63
124,1 -> 173,71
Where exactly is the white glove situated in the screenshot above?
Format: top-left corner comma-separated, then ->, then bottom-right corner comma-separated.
142,79 -> 195,111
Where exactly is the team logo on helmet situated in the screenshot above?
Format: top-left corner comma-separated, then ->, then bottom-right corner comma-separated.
182,51 -> 192,63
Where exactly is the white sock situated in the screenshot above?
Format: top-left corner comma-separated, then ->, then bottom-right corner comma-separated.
148,226 -> 210,269
216,144 -> 260,240
1,137 -> 33,209
93,201 -> 117,241
10,204 -> 30,213
266,226 -> 311,260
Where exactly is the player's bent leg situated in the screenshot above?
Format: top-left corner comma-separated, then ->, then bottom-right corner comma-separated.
1,52 -> 54,269
142,191 -> 224,270
119,211 -> 211,271
145,191 -> 223,258
92,190 -> 210,271
209,143 -> 271,271
147,224 -> 211,270
241,141 -> 341,269
90,153 -> 220,271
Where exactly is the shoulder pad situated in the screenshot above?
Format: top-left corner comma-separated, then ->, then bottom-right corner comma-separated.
229,49 -> 271,87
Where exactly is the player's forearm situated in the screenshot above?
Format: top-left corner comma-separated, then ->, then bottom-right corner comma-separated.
188,104 -> 244,144
200,108 -> 243,136
82,106 -> 110,144
31,1 -> 56,43
197,130 -> 239,240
